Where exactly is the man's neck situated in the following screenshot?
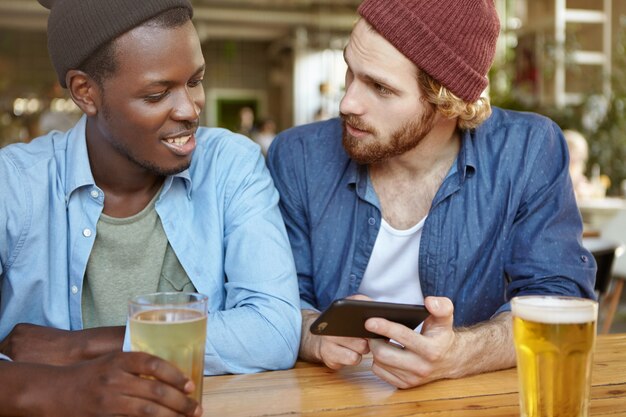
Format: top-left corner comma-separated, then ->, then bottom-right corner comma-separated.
85,122 -> 166,218
370,119 -> 461,229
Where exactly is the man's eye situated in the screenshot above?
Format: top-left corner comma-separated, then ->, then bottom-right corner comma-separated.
144,91 -> 168,102
375,83 -> 392,95
188,79 -> 204,88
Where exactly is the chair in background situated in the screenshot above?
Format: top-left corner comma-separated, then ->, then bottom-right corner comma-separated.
601,275 -> 626,334
591,207 -> 626,333
583,237 -> 624,333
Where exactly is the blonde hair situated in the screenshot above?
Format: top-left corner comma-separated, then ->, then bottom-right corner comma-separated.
418,71 -> 492,130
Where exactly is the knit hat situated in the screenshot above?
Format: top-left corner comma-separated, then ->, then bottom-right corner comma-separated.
38,0 -> 193,88
358,0 -> 500,102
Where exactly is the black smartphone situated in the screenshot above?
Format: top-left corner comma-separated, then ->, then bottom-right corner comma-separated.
310,299 -> 429,338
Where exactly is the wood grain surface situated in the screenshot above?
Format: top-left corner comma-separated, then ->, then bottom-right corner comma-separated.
202,334 -> 626,417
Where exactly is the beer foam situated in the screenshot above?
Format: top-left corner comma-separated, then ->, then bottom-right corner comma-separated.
511,296 -> 597,324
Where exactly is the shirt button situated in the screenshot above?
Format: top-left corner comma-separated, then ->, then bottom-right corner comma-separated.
83,228 -> 92,237
71,285 -> 79,294
368,217 -> 376,226
90,190 -> 99,198
581,255 -> 588,262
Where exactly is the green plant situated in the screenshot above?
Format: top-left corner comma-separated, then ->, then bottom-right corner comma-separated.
582,16 -> 626,195
490,15 -> 626,196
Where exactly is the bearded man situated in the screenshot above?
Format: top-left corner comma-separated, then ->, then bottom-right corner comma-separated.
267,0 -> 596,389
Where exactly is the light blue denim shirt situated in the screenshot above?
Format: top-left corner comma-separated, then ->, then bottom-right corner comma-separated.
0,115 -> 301,373
267,107 -> 596,327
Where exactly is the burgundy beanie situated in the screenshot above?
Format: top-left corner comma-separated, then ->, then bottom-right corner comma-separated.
358,0 -> 500,102
37,0 -> 193,88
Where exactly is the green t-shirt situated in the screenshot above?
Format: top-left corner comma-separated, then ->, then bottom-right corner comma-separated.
81,192 -> 195,328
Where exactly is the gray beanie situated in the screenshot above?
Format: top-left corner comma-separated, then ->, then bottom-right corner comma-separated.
38,0 -> 193,88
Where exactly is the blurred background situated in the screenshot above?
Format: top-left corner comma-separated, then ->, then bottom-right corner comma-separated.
0,0 -> 625,193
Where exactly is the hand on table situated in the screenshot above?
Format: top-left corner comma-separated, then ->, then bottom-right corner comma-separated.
366,296 -> 457,389
310,333 -> 371,370
20,352 -> 202,417
300,295 -> 371,369
0,323 -> 124,365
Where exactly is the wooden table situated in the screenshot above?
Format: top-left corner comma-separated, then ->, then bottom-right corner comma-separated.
202,334 -> 626,416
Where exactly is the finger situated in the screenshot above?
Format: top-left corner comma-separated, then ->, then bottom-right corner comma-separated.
369,335 -> 439,385
345,294 -> 374,301
320,341 -> 364,369
364,318 -> 421,350
118,352 -> 193,393
368,338 -> 411,369
74,355 -> 201,417
364,297 -> 454,349
369,339 -> 437,388
421,297 -> 454,332
124,377 -> 201,417
327,336 -> 370,354
115,393 -> 201,417
371,358 -> 417,389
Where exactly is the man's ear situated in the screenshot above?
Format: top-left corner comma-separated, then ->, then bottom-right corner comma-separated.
66,70 -> 101,116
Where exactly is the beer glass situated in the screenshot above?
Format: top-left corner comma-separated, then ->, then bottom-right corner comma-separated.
129,292 -> 208,402
511,295 -> 598,417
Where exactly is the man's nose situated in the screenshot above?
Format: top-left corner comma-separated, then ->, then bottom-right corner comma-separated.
339,82 -> 366,116
171,88 -> 202,121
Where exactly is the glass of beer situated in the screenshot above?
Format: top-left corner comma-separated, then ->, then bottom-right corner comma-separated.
129,292 -> 208,402
511,295 -> 598,417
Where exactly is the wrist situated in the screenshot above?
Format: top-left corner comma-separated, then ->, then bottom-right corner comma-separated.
444,329 -> 466,379
3,362 -> 53,417
78,327 -> 125,360
446,315 -> 515,379
299,311 -> 322,363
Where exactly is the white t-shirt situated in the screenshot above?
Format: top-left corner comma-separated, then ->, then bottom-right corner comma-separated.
358,217 -> 426,305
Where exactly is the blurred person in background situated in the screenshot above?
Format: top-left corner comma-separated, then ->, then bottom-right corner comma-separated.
253,117 -> 277,156
563,129 -> 605,200
0,0 -> 300,416
237,105 -> 257,138
268,0 -> 595,389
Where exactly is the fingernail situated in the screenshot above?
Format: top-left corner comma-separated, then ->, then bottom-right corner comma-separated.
194,405 -> 203,417
431,298 -> 440,310
366,319 -> 377,331
184,380 -> 196,393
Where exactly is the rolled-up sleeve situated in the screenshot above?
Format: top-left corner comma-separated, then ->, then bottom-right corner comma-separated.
502,121 -> 597,310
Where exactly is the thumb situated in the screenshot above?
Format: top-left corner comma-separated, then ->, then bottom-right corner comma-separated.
423,296 -> 454,331
345,294 -> 374,302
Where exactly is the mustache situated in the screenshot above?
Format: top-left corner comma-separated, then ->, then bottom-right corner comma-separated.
341,113 -> 376,134
162,120 -> 199,138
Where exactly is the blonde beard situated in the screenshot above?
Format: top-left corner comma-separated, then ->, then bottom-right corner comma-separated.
341,108 -> 436,165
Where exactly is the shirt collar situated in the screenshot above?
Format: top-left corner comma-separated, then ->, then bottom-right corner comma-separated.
458,128 -> 477,180
162,169 -> 193,200
344,158 -> 379,205
64,115 -> 193,204
346,157 -> 360,186
64,115 -> 95,203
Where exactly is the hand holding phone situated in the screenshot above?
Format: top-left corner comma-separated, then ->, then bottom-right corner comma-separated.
310,299 -> 429,339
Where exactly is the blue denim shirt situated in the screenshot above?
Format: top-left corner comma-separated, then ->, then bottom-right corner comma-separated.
0,115 -> 301,372
267,107 -> 596,327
